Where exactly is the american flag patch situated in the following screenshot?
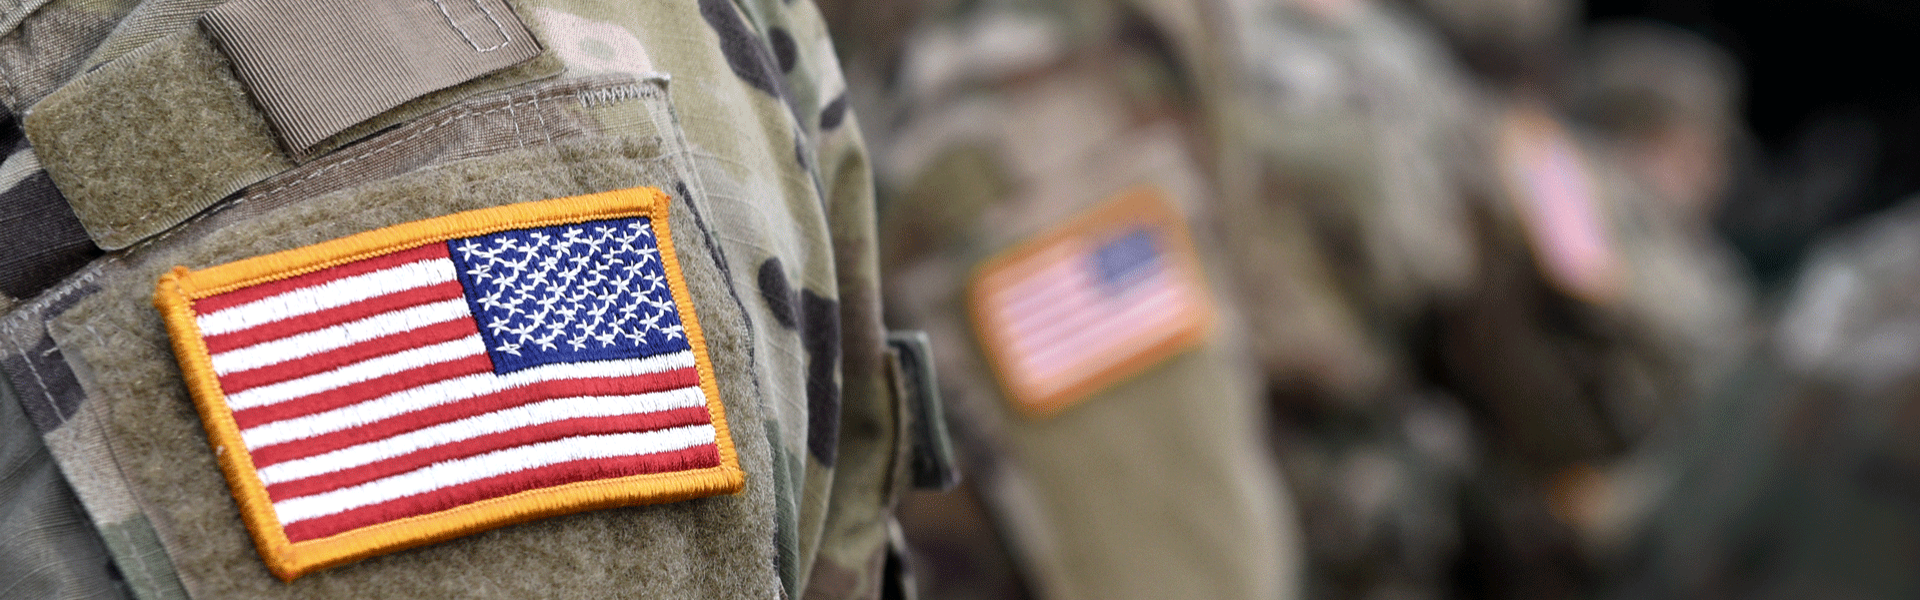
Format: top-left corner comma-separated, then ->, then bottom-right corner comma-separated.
152,187 -> 742,580
968,186 -> 1217,418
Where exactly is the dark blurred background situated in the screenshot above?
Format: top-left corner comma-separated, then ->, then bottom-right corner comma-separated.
1586,0 -> 1920,281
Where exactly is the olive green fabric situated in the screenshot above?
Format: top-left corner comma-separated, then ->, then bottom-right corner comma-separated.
1,267 -> 193,600
0,0 -> 131,301
1202,0 -> 1482,399
74,0 -> 220,69
25,29 -> 291,250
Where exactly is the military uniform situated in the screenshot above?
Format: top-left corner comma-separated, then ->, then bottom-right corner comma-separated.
1612,197 -> 1920,600
1574,23 -> 1920,600
1413,10 -> 1759,596
1193,1 -> 1495,597
0,0 -> 938,598
833,1 -> 1304,599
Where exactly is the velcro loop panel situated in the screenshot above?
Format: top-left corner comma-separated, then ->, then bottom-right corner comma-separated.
24,30 -> 292,251
201,0 -> 542,156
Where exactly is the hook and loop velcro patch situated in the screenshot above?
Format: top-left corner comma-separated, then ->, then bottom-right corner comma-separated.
152,187 -> 743,581
968,186 -> 1218,419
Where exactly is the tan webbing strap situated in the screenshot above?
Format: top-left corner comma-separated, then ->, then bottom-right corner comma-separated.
22,0 -> 556,250
202,0 -> 541,154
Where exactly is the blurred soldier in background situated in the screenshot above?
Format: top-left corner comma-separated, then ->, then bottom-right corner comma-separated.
826,0 -> 1304,599
1614,196 -> 1920,599
1413,1 -> 1760,595
1201,0 -> 1490,597
1545,20 -> 1761,553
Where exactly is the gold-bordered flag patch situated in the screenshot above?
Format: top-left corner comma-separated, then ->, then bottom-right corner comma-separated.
153,187 -> 744,581
968,186 -> 1217,419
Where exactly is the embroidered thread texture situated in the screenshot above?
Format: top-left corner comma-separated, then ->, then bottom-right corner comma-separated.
153,189 -> 742,580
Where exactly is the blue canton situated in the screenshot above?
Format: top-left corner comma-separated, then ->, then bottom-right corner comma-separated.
1090,227 -> 1165,294
447,217 -> 692,373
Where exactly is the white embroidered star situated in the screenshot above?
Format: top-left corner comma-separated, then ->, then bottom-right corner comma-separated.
532,330 -> 561,351
455,239 -> 496,262
508,322 -> 539,343
495,342 -> 523,356
644,295 -> 675,313
485,318 -> 514,336
635,309 -> 664,333
523,307 -> 551,329
620,324 -> 648,343
585,299 -> 612,320
476,289 -> 511,313
583,227 -> 609,254
464,263 -> 493,284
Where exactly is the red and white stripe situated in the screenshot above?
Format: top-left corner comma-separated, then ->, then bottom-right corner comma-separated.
191,243 -> 718,542
978,239 -> 1202,400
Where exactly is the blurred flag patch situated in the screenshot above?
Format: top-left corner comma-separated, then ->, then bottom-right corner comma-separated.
968,186 -> 1216,418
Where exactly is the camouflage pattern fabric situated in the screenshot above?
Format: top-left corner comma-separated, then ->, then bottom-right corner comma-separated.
0,0 -> 917,598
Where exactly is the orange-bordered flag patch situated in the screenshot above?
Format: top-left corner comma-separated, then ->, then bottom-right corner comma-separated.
152,187 -> 743,581
968,186 -> 1217,419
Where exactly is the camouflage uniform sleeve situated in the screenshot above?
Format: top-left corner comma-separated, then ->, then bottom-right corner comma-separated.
751,1 -> 906,597
1,0 -> 907,598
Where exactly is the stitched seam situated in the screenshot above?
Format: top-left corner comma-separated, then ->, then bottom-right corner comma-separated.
506,89 -> 525,149
431,0 -> 512,52
531,92 -> 557,148
7,327 -> 54,413
0,268 -> 96,431
578,84 -> 657,108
